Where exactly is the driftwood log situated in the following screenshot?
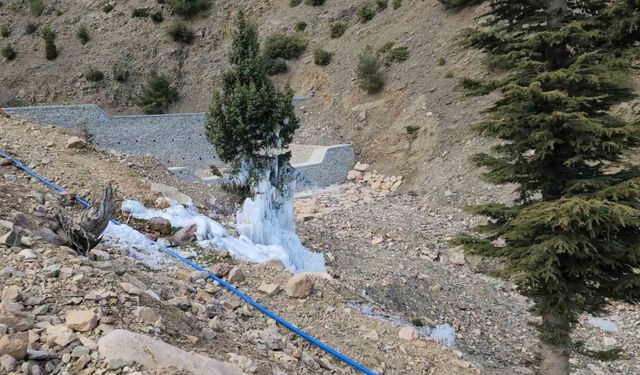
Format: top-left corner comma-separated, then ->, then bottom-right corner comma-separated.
54,183 -> 114,255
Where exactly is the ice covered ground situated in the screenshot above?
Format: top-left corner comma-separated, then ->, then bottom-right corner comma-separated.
113,184 -> 325,273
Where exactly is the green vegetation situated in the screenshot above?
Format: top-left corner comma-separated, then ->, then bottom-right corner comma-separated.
392,0 -> 402,9
329,22 -> 347,38
378,42 -> 409,65
102,3 -> 114,13
151,11 -> 164,23
76,25 -> 90,44
294,21 -> 307,32
29,0 -> 44,17
132,8 -> 150,18
357,4 -> 376,23
134,71 -> 178,114
438,0 -> 483,10
455,1 -> 640,372
304,0 -> 325,5
405,125 -> 420,139
0,24 -> 10,38
112,62 -> 130,82
289,0 -> 302,6
437,57 -> 446,66
376,0 -> 388,11
206,11 -> 299,191
264,57 -> 288,75
167,21 -> 194,44
313,48 -> 332,65
264,33 -> 306,59
41,26 -> 57,60
1,45 -> 16,61
444,70 -> 453,78
85,66 -> 104,82
24,21 -> 38,35
356,46 -> 384,94
167,0 -> 210,18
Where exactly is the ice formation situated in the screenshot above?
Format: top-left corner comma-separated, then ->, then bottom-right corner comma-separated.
102,221 -> 168,269
587,318 -> 618,333
120,190 -> 325,273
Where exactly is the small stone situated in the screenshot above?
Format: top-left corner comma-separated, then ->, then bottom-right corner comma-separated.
227,267 -> 244,283
354,162 -> 369,172
0,332 -> 28,359
190,271 -> 209,282
398,327 -> 419,341
65,310 -> 98,332
371,236 -> 384,245
149,217 -> 172,235
0,354 -> 17,372
285,274 -> 314,298
363,329 -> 379,341
258,282 -> 280,296
32,305 -> 49,315
71,345 -> 90,358
26,350 -> 49,360
134,307 -> 159,324
73,354 -> 92,371
65,136 -> 86,149
46,325 -> 77,347
89,249 -> 111,261
1,285 -> 22,303
347,170 -> 363,181
210,263 -> 232,278
42,264 -> 61,278
119,283 -> 143,296
17,249 -> 37,260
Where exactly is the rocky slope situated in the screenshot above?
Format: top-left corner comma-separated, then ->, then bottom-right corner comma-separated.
0,115 -> 481,374
0,0 -> 496,194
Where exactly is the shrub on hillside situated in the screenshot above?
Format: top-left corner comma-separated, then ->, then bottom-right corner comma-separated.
134,71 -> 178,114
357,4 -> 376,23
85,66 -> 104,82
29,0 -> 44,17
167,21 -> 194,44
41,26 -> 57,60
112,62 -> 130,82
387,45 -> 409,63
356,46 -> 384,94
24,21 -> 39,35
132,8 -> 149,18
437,57 -> 446,66
1,45 -> 16,61
445,70 -> 454,78
1,24 -> 11,38
289,0 -> 302,6
294,21 -> 307,32
264,57 -> 288,75
376,0 -> 388,11
438,0 -> 483,9
329,22 -> 347,38
151,11 -> 164,23
304,0 -> 325,5
264,33 -> 306,59
392,0 -> 402,9
102,3 -> 114,13
313,48 -> 332,65
77,25 -> 90,44
167,0 -> 210,18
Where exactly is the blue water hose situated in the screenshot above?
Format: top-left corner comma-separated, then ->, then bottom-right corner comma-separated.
0,150 -> 377,375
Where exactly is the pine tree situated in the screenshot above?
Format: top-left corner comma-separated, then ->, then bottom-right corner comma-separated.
41,26 -> 57,61
205,11 -> 298,191
455,1 -> 640,374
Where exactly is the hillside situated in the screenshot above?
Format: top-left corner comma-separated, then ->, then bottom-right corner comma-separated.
0,0 -> 495,196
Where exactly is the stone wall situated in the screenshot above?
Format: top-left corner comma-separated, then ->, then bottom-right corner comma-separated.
4,104 -> 353,187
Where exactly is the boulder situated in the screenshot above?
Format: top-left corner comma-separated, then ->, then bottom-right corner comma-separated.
65,137 -> 86,149
258,282 -> 280,296
285,274 -> 314,298
150,183 -> 193,206
347,170 -> 363,181
0,332 -> 28,359
354,162 -> 369,172
65,310 -> 98,332
227,267 -> 244,284
170,224 -> 197,246
149,217 -> 172,235
210,263 -> 232,278
98,329 -> 242,375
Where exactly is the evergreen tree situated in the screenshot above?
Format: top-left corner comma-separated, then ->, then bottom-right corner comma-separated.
41,26 -> 57,60
455,1 -> 640,374
205,11 -> 299,190
134,71 -> 178,114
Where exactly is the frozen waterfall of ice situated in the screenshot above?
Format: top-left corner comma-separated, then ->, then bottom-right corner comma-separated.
119,184 -> 325,273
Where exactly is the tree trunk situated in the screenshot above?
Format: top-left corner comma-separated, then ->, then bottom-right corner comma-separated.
539,312 -> 571,375
539,342 -> 570,375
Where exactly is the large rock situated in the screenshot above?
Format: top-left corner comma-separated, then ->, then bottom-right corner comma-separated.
149,217 -> 172,235
210,263 -> 232,278
170,224 -> 197,246
398,327 -> 419,341
0,309 -> 35,332
65,310 -> 97,332
65,136 -> 86,149
285,274 -> 314,298
0,332 -> 28,359
98,329 -> 242,375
